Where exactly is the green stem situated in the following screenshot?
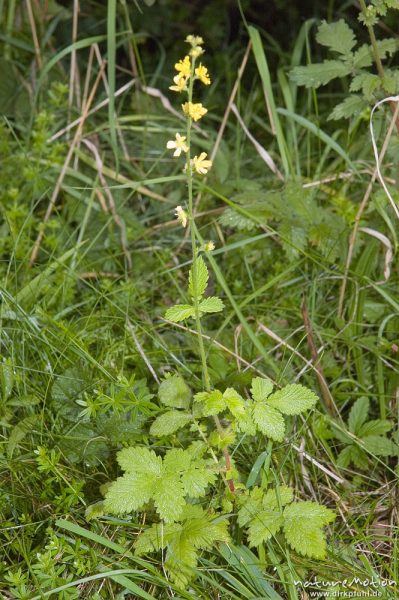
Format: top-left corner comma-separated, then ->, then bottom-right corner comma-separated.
185,55 -> 235,493
185,58 -> 211,393
359,0 -> 385,80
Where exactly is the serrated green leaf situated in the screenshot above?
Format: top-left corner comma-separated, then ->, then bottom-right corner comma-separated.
198,296 -> 224,314
234,411 -> 257,436
252,402 -> 285,442
266,384 -> 318,415
104,471 -> 155,514
158,375 -> 191,409
350,445 -> 369,470
153,473 -> 185,522
348,397 -> 369,434
350,72 -> 380,99
194,389 -> 226,416
283,501 -> 336,559
150,410 -> 192,437
237,487 -> 264,527
263,485 -> 294,510
290,60 -> 351,88
352,44 -> 373,68
316,20 -> 356,55
375,38 -> 398,60
358,419 -> 392,437
165,304 -> 195,322
180,465 -> 216,498
250,377 -> 274,402
135,522 -> 182,555
361,435 -> 398,457
189,256 -> 208,299
223,387 -> 246,418
247,510 -> 284,547
117,447 -> 162,475
328,95 -> 368,121
85,501 -> 105,521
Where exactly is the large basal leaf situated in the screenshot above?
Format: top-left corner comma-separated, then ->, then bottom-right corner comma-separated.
150,410 -> 192,437
158,375 -> 192,409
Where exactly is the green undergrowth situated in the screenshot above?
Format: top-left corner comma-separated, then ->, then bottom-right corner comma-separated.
1,1 -> 399,599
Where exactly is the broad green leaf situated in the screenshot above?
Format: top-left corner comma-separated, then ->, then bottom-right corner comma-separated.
266,384 -> 318,415
237,487 -> 264,527
250,377 -> 274,402
135,522 -> 182,555
375,38 -> 398,60
290,60 -> 351,88
104,472 -> 155,514
165,304 -> 195,322
348,397 -> 369,434
336,446 -> 354,468
150,410 -> 192,437
352,44 -> 373,68
180,464 -> 216,498
316,20 -> 356,55
283,501 -> 336,559
350,72 -> 380,99
252,402 -> 285,442
235,411 -> 257,436
117,447 -> 162,475
361,435 -> 398,457
247,510 -> 284,547
194,389 -> 226,416
158,375 -> 191,409
263,485 -> 294,510
350,445 -> 369,470
358,419 -> 392,438
198,296 -> 224,313
153,474 -> 185,522
188,256 -> 208,299
223,387 -> 246,418
328,95 -> 367,120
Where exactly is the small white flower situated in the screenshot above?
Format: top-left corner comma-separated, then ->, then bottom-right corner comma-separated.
166,132 -> 189,157
175,205 -> 188,228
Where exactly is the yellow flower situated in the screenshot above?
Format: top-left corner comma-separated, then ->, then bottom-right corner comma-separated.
175,55 -> 191,77
190,45 -> 204,59
166,133 -> 189,157
175,205 -> 188,228
182,102 -> 208,122
191,152 -> 212,175
186,35 -> 204,47
195,64 -> 211,85
205,241 -> 215,251
169,73 -> 188,93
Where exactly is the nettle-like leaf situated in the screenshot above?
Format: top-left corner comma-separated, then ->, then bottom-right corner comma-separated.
316,19 -> 356,55
189,256 -> 208,299
165,304 -> 195,322
328,94 -> 368,121
104,446 -> 215,522
150,410 -> 192,437
290,60 -> 351,88
158,375 -> 191,409
194,389 -> 226,416
198,296 -> 224,314
252,403 -> 285,442
223,388 -> 246,418
135,505 -> 230,589
283,501 -> 336,559
266,384 -> 318,415
248,378 -> 318,442
251,376 -> 273,402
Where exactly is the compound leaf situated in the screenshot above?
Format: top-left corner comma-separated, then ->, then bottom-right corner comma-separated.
290,60 -> 351,88
251,377 -> 274,402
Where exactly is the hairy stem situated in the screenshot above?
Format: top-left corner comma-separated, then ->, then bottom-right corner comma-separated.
185,57 -> 235,493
